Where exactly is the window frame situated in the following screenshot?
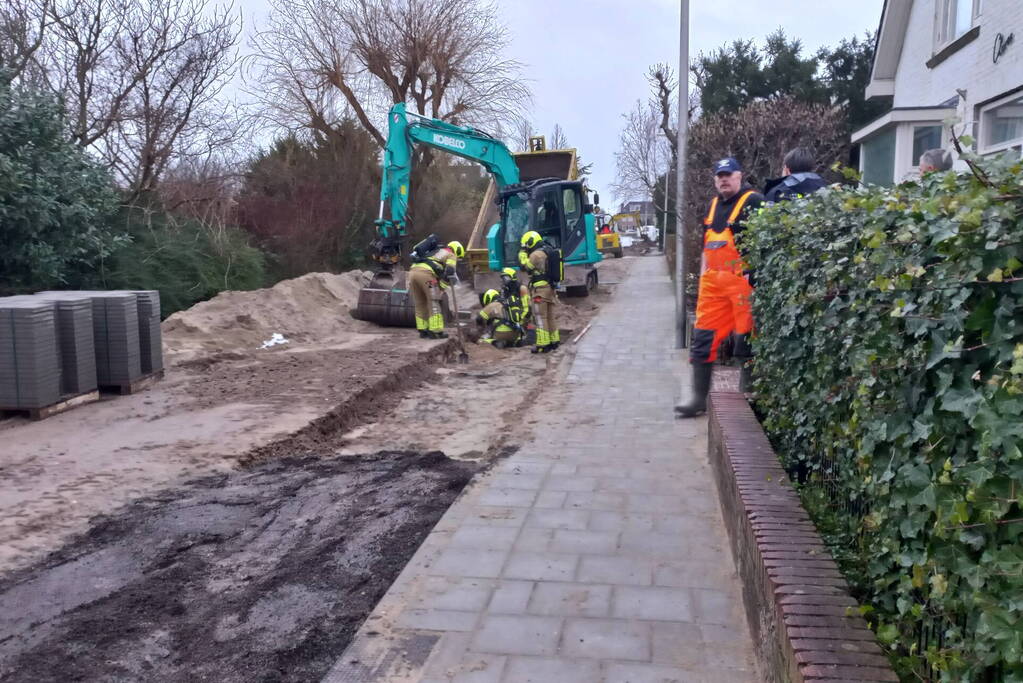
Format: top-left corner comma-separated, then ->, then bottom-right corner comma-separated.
979,91 -> 1023,155
934,0 -> 980,48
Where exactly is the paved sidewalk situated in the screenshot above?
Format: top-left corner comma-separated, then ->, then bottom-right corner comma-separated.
324,257 -> 758,683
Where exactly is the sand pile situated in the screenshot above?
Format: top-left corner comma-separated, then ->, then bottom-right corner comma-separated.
163,271 -> 373,360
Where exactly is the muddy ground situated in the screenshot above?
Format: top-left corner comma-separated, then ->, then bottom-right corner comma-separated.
0,256 -> 637,681
0,451 -> 479,683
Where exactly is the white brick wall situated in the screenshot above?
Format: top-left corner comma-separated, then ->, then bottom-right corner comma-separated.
893,0 -> 1023,126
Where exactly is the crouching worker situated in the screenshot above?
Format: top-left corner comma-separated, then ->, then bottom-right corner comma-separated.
518,231 -> 562,354
475,289 -> 523,348
409,235 -> 465,339
499,267 -> 531,329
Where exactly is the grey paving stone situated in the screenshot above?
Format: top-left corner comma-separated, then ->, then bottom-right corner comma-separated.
549,529 -> 619,555
462,506 -> 528,528
533,490 -> 568,509
650,621 -> 706,668
565,491 -> 628,512
543,475 -> 598,492
525,508 -> 590,530
488,581 -> 534,614
413,577 -> 496,612
577,556 -> 654,586
619,532 -> 692,560
500,656 -> 601,683
396,608 -> 479,631
488,473 -> 547,490
469,615 -> 563,656
450,526 -> 521,551
514,528 -> 553,553
653,561 -> 735,590
431,548 -> 509,578
587,511 -> 656,533
495,461 -> 551,476
602,662 -> 706,683
479,488 -> 539,508
526,582 -> 611,618
503,552 -> 579,582
691,588 -> 740,626
561,618 -> 651,661
613,586 -> 695,622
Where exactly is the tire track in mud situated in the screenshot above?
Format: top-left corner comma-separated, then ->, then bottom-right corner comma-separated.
0,451 -> 479,682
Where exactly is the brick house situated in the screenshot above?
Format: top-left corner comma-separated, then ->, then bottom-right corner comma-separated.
853,0 -> 1023,184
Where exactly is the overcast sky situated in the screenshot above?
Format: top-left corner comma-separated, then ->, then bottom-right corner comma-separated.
236,0 -> 885,206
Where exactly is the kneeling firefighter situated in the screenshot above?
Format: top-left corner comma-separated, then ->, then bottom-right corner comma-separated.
518,231 -> 563,354
408,235 -> 465,339
499,267 -> 531,329
475,289 -> 524,348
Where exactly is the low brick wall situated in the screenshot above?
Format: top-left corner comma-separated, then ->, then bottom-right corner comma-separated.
707,391 -> 899,683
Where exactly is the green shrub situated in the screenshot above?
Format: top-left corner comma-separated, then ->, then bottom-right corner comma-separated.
0,74 -> 122,292
744,152 -> 1023,681
97,206 -> 268,317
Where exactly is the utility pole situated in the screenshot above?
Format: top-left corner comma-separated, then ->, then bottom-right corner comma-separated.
675,0 -> 690,348
659,146 -> 669,253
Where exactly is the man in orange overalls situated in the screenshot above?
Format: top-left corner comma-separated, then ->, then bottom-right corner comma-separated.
676,157 -> 763,417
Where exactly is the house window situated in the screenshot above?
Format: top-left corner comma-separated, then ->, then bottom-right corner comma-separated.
912,126 -> 943,166
935,0 -> 980,47
981,94 -> 1023,152
862,129 -> 896,187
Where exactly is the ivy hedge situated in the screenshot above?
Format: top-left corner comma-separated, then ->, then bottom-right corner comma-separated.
743,151 -> 1023,681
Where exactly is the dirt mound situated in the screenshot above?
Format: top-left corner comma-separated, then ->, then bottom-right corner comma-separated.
162,271 -> 373,360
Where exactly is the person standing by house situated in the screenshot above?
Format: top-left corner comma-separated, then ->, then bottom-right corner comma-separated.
675,158 -> 764,418
919,148 -> 953,175
763,147 -> 827,203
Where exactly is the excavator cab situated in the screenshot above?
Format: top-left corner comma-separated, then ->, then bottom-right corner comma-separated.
491,178 -> 602,274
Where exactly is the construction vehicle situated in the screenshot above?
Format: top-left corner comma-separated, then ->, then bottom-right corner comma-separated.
467,136 -> 603,296
594,211 -> 624,259
352,104 -> 602,326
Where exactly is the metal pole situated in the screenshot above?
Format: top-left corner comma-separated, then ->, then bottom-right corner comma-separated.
675,0 -> 690,348
660,145 -> 669,253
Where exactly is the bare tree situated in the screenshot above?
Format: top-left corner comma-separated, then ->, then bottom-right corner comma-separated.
511,117 -> 534,151
612,98 -> 670,201
249,0 -> 530,146
0,0 -> 51,82
98,0 -> 242,199
549,123 -> 568,150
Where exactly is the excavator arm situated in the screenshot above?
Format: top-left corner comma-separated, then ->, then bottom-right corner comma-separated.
372,102 -> 521,266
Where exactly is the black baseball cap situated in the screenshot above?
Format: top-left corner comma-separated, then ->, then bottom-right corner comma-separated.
713,158 -> 742,174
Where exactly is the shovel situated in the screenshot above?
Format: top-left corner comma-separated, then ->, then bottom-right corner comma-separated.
448,282 -> 470,364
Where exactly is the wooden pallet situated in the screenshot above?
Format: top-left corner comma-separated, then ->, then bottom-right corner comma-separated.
100,369 -> 165,396
1,390 -> 101,421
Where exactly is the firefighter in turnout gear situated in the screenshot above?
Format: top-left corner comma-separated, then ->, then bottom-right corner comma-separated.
518,231 -> 559,354
409,240 -> 464,339
475,288 -> 523,348
499,267 -> 531,330
676,158 -> 764,418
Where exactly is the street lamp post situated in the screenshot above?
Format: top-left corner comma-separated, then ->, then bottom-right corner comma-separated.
675,0 -> 690,349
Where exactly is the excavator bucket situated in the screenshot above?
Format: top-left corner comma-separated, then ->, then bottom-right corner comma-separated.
351,269 -> 451,328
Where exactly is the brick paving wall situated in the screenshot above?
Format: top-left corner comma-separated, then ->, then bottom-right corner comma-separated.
706,392 -> 899,683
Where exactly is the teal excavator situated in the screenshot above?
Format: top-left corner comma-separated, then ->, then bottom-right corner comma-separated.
353,103 -> 602,326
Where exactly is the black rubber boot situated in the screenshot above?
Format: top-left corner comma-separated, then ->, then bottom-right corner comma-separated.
674,363 -> 713,418
419,330 -> 430,339
738,360 -> 753,393
429,331 -> 449,339
549,341 -> 560,352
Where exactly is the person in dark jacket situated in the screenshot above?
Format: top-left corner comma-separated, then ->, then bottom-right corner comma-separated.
763,147 -> 826,203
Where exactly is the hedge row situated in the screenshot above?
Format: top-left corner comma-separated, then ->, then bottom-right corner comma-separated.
743,151 -> 1023,681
